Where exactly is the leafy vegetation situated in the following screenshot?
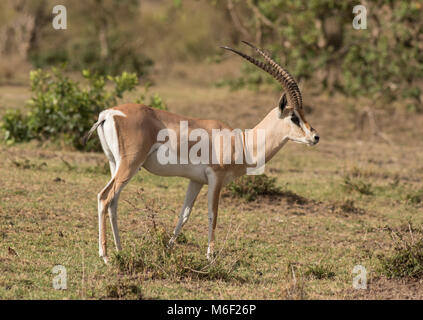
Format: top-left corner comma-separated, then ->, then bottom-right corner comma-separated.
1,68 -> 165,150
136,82 -> 168,111
1,1 -> 421,110
226,174 -> 282,201
213,0 -> 423,109
380,240 -> 423,279
1,0 -> 423,301
406,189 -> 423,206
343,176 -> 373,195
304,263 -> 336,280
111,227 -> 244,282
29,0 -> 153,76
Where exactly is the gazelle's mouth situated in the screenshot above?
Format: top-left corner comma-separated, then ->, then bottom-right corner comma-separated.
304,137 -> 319,146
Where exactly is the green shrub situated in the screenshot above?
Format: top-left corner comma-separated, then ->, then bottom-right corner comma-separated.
215,1 -> 423,109
104,278 -> 143,300
406,189 -> 423,206
226,174 -> 282,202
27,1 -> 153,77
111,227 -> 242,282
380,239 -> 423,279
304,264 -> 336,280
342,176 -> 373,195
136,82 -> 168,111
2,110 -> 30,144
1,68 -> 165,151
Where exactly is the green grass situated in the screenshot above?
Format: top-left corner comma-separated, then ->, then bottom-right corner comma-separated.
1,137 -> 422,299
225,174 -> 283,201
1,78 -> 423,299
380,240 -> 423,279
378,225 -> 423,279
304,264 -> 336,280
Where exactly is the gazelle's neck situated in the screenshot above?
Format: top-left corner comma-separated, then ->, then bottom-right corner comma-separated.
251,107 -> 289,163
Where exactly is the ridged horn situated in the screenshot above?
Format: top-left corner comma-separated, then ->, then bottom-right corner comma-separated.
222,42 -> 302,110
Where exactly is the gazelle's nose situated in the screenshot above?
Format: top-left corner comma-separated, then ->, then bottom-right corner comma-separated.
314,135 -> 320,143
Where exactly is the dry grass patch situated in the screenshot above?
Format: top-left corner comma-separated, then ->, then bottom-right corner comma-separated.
225,174 -> 308,205
378,225 -> 423,279
342,175 -> 374,196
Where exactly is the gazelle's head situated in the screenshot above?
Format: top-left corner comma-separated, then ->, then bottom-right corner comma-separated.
277,93 -> 319,146
222,41 -> 319,146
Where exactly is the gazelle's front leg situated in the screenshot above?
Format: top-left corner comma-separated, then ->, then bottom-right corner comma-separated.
206,171 -> 223,261
168,180 -> 203,247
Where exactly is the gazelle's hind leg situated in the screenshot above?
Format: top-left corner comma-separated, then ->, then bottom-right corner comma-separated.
96,114 -> 151,263
97,161 -> 140,263
108,189 -> 123,251
168,180 -> 203,248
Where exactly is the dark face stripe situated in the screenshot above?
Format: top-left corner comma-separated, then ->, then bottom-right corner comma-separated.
293,109 -> 311,131
304,122 -> 311,131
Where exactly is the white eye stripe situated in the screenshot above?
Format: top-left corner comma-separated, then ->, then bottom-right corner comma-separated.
293,110 -> 303,123
293,110 -> 311,133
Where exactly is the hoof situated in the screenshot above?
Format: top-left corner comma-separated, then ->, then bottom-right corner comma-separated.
207,245 -> 215,261
206,252 -> 214,262
102,256 -> 109,264
167,239 -> 175,249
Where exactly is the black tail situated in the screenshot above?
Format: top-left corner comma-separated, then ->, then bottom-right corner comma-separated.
81,114 -> 106,145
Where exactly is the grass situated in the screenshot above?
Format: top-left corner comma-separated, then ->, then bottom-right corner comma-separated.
225,174 -> 283,201
1,137 -> 422,299
379,225 -> 423,279
1,66 -> 423,299
342,176 -> 373,195
405,189 -> 423,206
380,240 -> 423,279
111,227 -> 245,282
304,264 -> 336,280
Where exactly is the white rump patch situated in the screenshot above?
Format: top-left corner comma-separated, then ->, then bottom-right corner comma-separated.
99,109 -> 127,175
101,109 -> 126,120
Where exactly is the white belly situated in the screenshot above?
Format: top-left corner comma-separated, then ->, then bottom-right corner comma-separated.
142,149 -> 209,184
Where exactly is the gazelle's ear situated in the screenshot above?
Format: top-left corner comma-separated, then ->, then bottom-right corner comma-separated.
278,93 -> 287,112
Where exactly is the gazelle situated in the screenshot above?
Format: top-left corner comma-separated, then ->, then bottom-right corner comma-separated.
84,41 -> 319,264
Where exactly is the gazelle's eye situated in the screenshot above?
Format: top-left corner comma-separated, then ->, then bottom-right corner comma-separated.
291,114 -> 300,127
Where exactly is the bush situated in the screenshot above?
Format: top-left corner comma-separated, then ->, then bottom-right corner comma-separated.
342,176 -> 373,195
1,68 -> 165,151
111,227 -> 242,282
2,110 -> 30,144
25,0 -> 154,77
136,82 -> 168,111
406,189 -> 423,206
215,1 -> 423,108
226,174 -> 282,201
380,239 -> 423,279
304,263 -> 336,280
104,278 -> 143,299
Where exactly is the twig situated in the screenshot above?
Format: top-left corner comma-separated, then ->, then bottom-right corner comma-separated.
358,107 -> 394,146
246,0 -> 275,29
60,157 -> 75,171
408,223 -> 415,244
206,219 -> 241,269
227,0 -> 250,38
291,264 -> 297,284
184,266 -> 210,274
